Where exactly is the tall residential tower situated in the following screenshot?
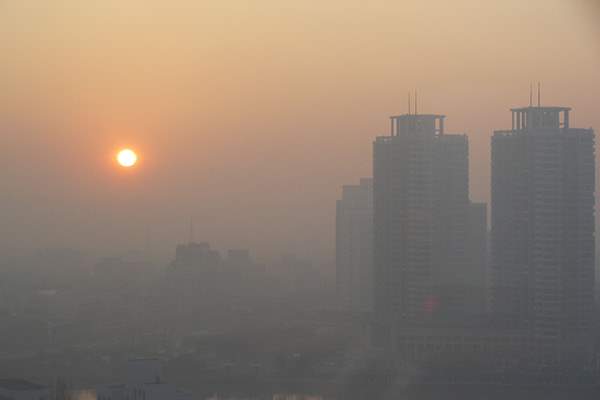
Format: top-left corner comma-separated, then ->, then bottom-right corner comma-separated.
372,113 -> 486,345
491,105 -> 595,358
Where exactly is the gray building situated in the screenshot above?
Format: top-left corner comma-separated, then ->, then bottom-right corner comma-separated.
372,113 -> 485,345
468,202 -> 489,309
336,177 -> 373,312
491,105 -> 595,358
0,379 -> 50,400
170,241 -> 221,272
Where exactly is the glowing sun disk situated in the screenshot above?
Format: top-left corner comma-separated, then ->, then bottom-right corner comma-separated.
117,149 -> 138,167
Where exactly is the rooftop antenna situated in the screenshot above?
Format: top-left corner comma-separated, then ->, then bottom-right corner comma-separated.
529,82 -> 533,107
144,227 -> 151,259
537,82 -> 541,107
189,217 -> 195,243
408,92 -> 411,115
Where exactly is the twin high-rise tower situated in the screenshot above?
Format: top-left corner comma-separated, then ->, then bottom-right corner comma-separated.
371,113 -> 486,344
336,100 -> 595,359
491,106 -> 595,356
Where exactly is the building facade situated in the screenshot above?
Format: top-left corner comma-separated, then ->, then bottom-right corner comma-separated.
491,105 -> 595,359
0,379 -> 50,400
95,359 -> 192,400
372,113 -> 485,345
336,177 -> 373,312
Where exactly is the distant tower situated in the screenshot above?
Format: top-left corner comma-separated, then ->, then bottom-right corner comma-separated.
372,112 -> 479,345
336,178 -> 373,312
491,105 -> 595,360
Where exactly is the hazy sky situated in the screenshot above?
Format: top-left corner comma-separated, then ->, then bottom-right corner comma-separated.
1,0 -> 599,264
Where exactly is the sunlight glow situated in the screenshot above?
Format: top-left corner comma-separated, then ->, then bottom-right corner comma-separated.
116,148 -> 138,167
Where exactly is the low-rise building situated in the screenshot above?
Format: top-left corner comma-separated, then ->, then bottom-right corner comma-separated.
95,359 -> 192,400
0,379 -> 50,400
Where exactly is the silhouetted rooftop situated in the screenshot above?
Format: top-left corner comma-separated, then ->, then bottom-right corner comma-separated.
0,379 -> 46,391
510,106 -> 571,112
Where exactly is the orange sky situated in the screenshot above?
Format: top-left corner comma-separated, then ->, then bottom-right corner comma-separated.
1,0 -> 599,265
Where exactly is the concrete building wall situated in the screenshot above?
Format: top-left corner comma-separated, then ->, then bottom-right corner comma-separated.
0,380 -> 50,400
336,178 -> 373,312
491,106 -> 595,357
372,113 -> 482,344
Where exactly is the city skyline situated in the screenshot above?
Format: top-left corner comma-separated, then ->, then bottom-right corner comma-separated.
3,1 -> 600,398
333,99 -> 595,372
1,0 -> 600,263
1,97 -> 597,266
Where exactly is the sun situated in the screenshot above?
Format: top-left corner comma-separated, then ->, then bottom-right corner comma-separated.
116,148 -> 138,167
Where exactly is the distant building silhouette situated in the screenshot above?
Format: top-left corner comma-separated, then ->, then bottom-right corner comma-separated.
165,241 -> 222,315
226,249 -> 252,267
0,379 -> 49,400
221,248 -> 267,294
170,241 -> 221,272
491,105 -> 595,359
336,177 -> 373,312
372,113 -> 486,345
280,254 -> 320,293
94,256 -> 147,286
95,359 -> 192,400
